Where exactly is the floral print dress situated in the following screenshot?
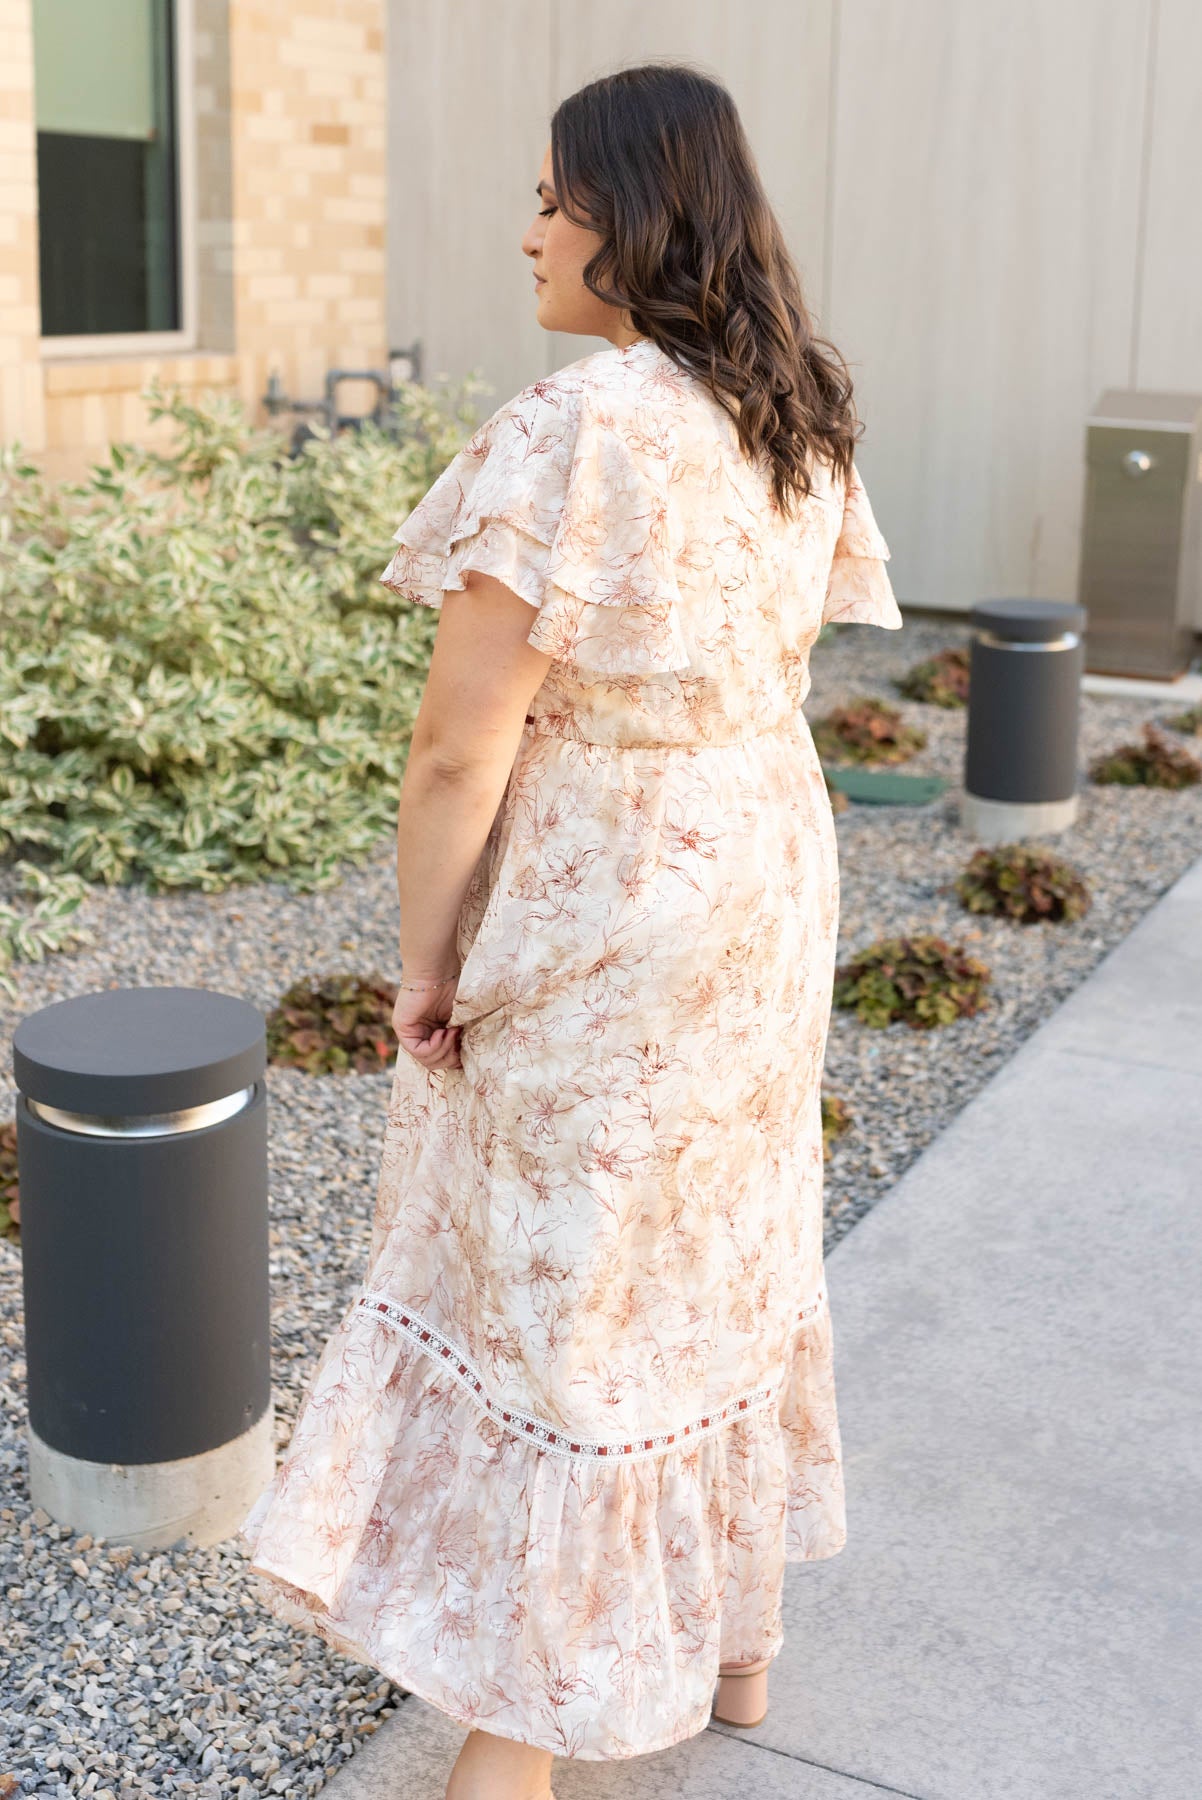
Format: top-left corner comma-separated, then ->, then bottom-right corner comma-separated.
238,334 -> 903,1760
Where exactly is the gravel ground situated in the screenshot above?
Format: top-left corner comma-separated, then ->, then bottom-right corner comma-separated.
1,613 -> 1200,1796
814,618 -> 1202,1242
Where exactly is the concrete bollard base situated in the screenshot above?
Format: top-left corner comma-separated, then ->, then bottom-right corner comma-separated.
959,790 -> 1078,844
27,1404 -> 275,1552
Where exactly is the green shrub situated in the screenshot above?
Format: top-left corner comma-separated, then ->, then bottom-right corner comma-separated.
0,1120 -> 17,1244
955,843 -> 1091,925
1088,722 -> 1201,789
894,646 -> 970,708
0,862 -> 93,994
832,933 -> 992,1029
0,372 -> 488,893
821,1091 -> 852,1159
267,972 -> 399,1074
810,697 -> 926,766
1163,702 -> 1202,736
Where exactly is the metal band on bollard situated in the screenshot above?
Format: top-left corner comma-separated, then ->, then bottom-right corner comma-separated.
24,1084 -> 258,1139
974,628 -> 1081,653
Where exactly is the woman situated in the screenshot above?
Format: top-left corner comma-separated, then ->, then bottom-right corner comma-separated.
239,61 -> 902,1799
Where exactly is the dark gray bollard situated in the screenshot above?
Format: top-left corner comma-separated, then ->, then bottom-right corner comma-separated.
961,598 -> 1086,844
13,986 -> 273,1550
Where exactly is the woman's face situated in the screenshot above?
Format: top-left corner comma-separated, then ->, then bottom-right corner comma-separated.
522,141 -> 639,346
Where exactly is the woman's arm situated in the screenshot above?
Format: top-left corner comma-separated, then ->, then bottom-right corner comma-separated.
392,570 -> 553,1062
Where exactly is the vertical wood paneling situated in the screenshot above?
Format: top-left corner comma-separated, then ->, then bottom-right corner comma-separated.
1137,0 -> 1202,627
1135,0 -> 1202,380
387,0 -> 554,409
828,0 -> 1152,613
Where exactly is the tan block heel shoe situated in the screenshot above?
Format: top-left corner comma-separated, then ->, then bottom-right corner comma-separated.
711,1656 -> 772,1728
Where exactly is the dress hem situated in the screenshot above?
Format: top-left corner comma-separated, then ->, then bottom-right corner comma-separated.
243,1549 -> 805,1761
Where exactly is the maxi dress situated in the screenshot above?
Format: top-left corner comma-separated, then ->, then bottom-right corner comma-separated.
238,333 -> 903,1760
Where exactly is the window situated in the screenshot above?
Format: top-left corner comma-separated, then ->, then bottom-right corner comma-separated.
33,0 -> 190,344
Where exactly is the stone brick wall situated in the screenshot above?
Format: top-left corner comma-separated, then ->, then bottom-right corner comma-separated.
226,0 -> 389,433
0,0 -> 45,455
1,0 -> 388,480
195,0 -> 236,355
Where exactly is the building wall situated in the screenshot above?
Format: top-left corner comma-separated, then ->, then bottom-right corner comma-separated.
2,0 -> 388,481
195,0 -> 236,355
0,0 -> 47,456
386,0 -> 1202,628
225,0 -> 389,442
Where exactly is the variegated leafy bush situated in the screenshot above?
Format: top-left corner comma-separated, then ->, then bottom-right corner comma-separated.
0,371 -> 488,896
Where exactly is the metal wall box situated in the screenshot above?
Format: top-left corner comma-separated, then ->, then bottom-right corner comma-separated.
1077,389 -> 1202,678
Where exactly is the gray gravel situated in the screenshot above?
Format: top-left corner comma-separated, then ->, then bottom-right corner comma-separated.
814,617 -> 1202,1245
1,613 -> 1200,1795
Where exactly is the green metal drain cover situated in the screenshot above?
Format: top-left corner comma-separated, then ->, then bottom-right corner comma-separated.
824,767 -> 947,806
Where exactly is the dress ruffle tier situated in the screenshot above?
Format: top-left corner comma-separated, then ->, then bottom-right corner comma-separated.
380,377 -> 701,679
237,1285 -> 845,1761
379,378 -> 900,679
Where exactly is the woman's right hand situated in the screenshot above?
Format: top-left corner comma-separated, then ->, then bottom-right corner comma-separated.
392,979 -> 463,1071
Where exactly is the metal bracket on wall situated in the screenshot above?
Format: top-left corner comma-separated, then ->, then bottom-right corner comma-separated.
261,339 -> 424,454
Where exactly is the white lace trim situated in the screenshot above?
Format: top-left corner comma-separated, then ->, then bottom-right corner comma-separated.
354,1287 -> 827,1464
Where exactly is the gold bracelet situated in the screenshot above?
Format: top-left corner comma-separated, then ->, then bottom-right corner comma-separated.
397,971 -> 460,992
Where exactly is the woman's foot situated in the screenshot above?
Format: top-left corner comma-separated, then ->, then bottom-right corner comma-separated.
712,1655 -> 773,1728
444,1726 -> 555,1800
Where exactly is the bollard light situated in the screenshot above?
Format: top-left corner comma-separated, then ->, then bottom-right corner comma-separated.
961,598 -> 1087,844
13,986 -> 273,1551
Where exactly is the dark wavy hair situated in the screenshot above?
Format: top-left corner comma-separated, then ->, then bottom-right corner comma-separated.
550,62 -> 863,519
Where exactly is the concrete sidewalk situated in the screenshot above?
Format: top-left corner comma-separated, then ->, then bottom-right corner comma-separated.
329,851 -> 1202,1800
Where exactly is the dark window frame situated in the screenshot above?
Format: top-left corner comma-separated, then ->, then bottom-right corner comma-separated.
35,0 -> 196,358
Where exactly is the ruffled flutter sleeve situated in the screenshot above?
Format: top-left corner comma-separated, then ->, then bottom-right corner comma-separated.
379,379 -> 691,678
821,462 -> 904,630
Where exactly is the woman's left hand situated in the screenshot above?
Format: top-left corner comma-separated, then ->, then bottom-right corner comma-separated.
392,976 -> 462,1071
